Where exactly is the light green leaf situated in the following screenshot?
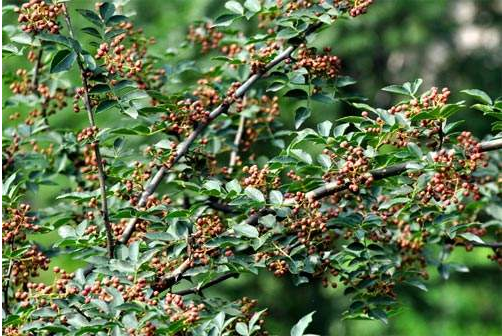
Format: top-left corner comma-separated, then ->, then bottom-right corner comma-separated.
225,1 -> 244,15
291,311 -> 316,336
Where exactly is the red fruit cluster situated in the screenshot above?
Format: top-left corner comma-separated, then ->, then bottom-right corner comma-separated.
77,126 -> 99,142
187,22 -> 224,53
9,69 -> 32,95
388,87 -> 451,118
165,293 -> 205,324
421,148 -> 483,210
294,46 -> 341,79
249,42 -> 281,74
2,204 -> 39,244
94,35 -> 144,77
242,165 -> 280,191
346,0 -> 373,17
11,245 -> 50,285
15,0 -> 63,34
268,259 -> 289,277
323,143 -> 373,193
194,215 -> 225,245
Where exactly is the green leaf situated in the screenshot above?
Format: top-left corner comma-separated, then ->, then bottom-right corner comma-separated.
236,322 -> 248,336
277,28 -> 299,39
382,84 -> 410,96
295,107 -> 311,129
290,149 -> 312,164
58,225 -> 76,239
225,1 -> 244,15
407,143 -> 422,159
154,139 -> 173,149
77,9 -> 103,27
95,99 -> 117,113
99,2 -> 115,20
37,32 -> 70,46
440,103 -> 464,119
226,179 -> 242,194
317,120 -> 332,137
290,311 -> 315,336
244,0 -> 261,12
285,89 -> 308,100
204,180 -> 222,192
379,197 -> 410,210
244,186 -> 265,203
461,89 -> 492,105
233,222 -> 259,238
269,190 -> 283,205
459,232 -> 485,245
50,49 -> 77,73
106,15 -> 128,26
81,27 -> 102,39
369,309 -> 388,324
333,123 -> 350,137
317,154 -> 331,169
346,242 -> 365,251
212,13 -> 241,27
405,279 -> 428,292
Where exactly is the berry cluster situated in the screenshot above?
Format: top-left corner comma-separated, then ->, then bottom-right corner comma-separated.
249,42 -> 281,74
79,145 -> 99,181
388,87 -> 450,119
194,215 -> 225,245
2,204 -> 39,244
190,215 -> 226,266
187,22 -> 224,53
242,165 -> 280,192
11,245 -> 50,285
94,37 -> 143,77
294,46 -> 341,79
15,0 -> 63,34
420,147 -> 485,210
9,69 -> 31,95
323,143 -> 373,193
165,293 -> 205,324
268,259 -> 289,277
167,98 -> 211,135
77,126 -> 99,142
286,192 -> 329,246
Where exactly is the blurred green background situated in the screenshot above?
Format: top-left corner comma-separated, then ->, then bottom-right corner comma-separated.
3,0 -> 502,335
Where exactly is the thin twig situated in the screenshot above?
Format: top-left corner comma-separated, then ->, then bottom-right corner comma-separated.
228,114 -> 246,175
2,242 -> 15,314
62,4 -> 115,258
119,22 -> 324,245
30,47 -> 43,91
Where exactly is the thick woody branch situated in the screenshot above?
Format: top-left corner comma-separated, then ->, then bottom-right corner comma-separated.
119,22 -> 324,245
146,139 -> 501,293
306,138 -> 502,200
62,5 -> 115,258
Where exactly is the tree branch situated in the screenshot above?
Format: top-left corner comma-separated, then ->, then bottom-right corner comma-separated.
62,4 -> 115,258
306,138 -> 502,200
228,114 -> 246,175
119,22 -> 324,245
30,47 -> 43,92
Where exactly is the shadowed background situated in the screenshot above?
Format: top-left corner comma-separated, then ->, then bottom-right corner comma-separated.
2,0 -> 502,335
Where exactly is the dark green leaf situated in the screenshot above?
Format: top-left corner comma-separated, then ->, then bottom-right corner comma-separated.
294,106 -> 310,129
50,49 -> 77,73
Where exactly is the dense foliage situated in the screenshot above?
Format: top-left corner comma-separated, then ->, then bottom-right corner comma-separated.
2,0 -> 501,335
